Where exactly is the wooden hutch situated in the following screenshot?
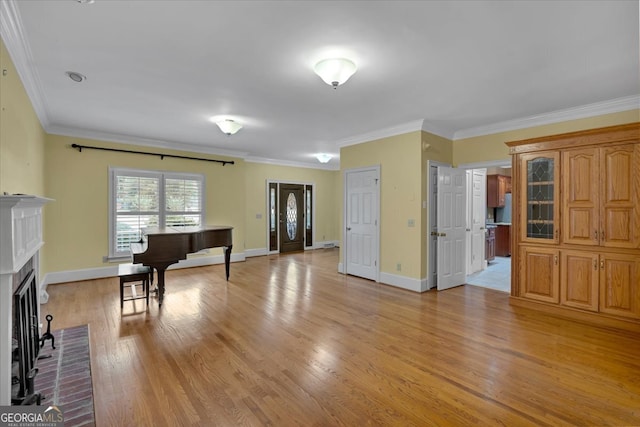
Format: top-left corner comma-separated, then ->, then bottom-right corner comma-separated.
507,123 -> 640,330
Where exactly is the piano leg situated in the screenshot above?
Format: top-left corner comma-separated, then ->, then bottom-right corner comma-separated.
156,267 -> 167,306
224,245 -> 232,281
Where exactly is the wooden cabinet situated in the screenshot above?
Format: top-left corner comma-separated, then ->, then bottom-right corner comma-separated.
508,123 -> 640,328
562,144 -> 638,248
599,253 -> 640,319
518,151 -> 560,245
485,227 -> 495,262
495,225 -> 511,257
561,250 -> 599,312
487,175 -> 511,208
520,246 -> 559,303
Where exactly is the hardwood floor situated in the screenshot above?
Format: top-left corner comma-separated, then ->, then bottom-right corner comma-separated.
42,248 -> 639,426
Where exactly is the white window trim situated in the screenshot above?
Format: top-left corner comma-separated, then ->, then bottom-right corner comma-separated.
108,167 -> 205,260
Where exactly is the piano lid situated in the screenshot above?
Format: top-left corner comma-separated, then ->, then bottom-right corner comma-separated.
142,225 -> 233,236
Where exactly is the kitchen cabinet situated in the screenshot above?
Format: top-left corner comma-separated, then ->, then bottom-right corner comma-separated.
487,175 -> 511,208
485,227 -> 495,262
508,123 -> 640,327
495,225 -> 511,257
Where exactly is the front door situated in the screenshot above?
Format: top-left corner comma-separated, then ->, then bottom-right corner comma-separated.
279,184 -> 304,253
437,166 -> 467,290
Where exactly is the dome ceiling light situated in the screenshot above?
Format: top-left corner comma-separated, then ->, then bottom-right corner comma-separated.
216,119 -> 243,135
315,153 -> 332,163
313,58 -> 357,89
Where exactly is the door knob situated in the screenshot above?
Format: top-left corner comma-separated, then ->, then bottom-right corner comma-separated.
346,227 -> 351,231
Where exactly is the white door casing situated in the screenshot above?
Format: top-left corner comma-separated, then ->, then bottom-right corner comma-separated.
437,166 -> 467,290
344,167 -> 380,281
429,165 -> 439,288
466,170 -> 473,275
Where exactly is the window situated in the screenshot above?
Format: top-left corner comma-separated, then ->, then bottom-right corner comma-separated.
109,168 -> 205,257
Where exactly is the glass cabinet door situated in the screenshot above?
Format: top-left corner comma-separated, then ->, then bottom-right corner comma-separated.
519,151 -> 560,244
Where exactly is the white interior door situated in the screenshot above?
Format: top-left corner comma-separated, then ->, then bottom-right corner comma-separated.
437,166 -> 467,290
345,167 -> 379,281
470,169 -> 487,273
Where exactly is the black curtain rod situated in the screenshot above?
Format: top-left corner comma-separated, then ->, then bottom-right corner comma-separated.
70,143 -> 234,166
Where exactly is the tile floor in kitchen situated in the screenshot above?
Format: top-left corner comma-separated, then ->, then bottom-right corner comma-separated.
466,256 -> 511,293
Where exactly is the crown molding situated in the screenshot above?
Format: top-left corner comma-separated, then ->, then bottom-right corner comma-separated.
0,0 -> 51,128
420,120 -> 456,139
335,119 -> 425,148
453,95 -> 640,140
244,156 -> 339,171
47,125 -> 249,159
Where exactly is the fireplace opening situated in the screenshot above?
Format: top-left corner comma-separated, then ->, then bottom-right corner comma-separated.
12,269 -> 42,405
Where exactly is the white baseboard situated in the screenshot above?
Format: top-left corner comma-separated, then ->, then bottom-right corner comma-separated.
42,252 -> 246,287
335,265 -> 429,293
315,240 -> 339,249
245,248 -> 268,258
379,272 -> 427,293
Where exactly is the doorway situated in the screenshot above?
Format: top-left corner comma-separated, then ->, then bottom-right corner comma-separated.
279,184 -> 305,253
427,161 -> 508,292
268,182 -> 314,254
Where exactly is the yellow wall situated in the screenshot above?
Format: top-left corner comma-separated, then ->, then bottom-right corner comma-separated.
243,163 -> 340,251
1,38 -> 48,281
43,135 -> 245,273
340,131 -> 425,279
453,110 -> 640,166
0,39 -> 46,196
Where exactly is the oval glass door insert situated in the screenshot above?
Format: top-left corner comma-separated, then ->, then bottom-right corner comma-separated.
286,192 -> 297,240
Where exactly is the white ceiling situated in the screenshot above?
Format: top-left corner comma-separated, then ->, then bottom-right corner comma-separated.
2,0 -> 639,169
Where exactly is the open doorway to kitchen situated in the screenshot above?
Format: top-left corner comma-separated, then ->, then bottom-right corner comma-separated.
462,161 -> 512,293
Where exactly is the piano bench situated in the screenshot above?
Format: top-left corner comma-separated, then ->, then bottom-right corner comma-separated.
118,263 -> 152,308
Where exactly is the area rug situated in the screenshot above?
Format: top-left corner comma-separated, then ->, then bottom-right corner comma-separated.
34,324 -> 96,427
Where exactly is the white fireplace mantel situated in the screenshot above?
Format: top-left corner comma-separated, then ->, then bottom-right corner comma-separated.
0,195 -> 52,405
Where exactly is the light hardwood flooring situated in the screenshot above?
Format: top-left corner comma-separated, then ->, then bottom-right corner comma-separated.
42,248 -> 639,426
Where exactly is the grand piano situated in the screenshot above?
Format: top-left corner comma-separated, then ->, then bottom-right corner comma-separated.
130,225 -> 233,305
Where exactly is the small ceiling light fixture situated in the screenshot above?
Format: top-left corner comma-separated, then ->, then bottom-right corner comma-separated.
66,71 -> 86,83
314,58 -> 357,89
216,119 -> 243,135
76,0 -> 95,4
315,153 -> 332,163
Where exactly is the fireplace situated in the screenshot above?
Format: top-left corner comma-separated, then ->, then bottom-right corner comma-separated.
12,268 -> 41,404
0,195 -> 52,405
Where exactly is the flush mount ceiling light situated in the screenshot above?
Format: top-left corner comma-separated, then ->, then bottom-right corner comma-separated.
216,119 -> 242,135
315,153 -> 332,163
313,58 -> 357,89
66,71 -> 86,83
